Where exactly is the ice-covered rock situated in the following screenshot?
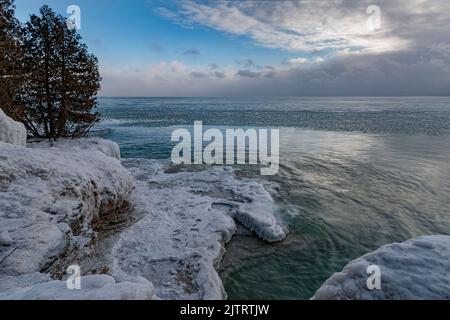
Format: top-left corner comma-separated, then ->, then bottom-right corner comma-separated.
90,159 -> 286,300
1,135 -> 285,300
0,140 -> 133,280
312,235 -> 450,300
230,181 -> 286,243
0,108 -> 26,147
29,138 -> 122,160
0,231 -> 14,246
0,274 -> 154,300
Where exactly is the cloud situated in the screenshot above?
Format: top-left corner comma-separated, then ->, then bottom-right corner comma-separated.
284,57 -> 325,66
100,61 -> 231,96
190,71 -> 207,78
286,57 -> 309,65
183,48 -> 201,56
157,0 -> 418,53
236,69 -> 261,78
100,0 -> 450,96
213,71 -> 226,79
100,45 -> 450,96
238,59 -> 258,68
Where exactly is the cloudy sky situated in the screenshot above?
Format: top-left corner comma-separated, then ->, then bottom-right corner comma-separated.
15,0 -> 450,96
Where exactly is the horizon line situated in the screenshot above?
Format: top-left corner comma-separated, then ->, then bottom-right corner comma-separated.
97,95 -> 450,99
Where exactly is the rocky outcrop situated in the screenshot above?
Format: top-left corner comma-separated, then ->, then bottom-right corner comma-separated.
312,235 -> 450,300
0,110 -> 286,300
0,136 -> 148,299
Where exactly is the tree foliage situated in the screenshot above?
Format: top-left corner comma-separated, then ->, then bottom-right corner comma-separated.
0,0 -> 25,121
1,1 -> 101,139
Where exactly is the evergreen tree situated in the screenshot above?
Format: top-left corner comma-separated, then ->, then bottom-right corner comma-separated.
22,5 -> 101,139
0,0 -> 26,122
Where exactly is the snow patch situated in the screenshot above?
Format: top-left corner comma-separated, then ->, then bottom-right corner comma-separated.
312,235 -> 450,300
0,108 -> 26,147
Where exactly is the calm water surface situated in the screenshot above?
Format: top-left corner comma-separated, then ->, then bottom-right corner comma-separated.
96,97 -> 450,299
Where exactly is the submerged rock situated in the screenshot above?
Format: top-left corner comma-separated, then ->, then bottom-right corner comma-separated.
312,235 -> 450,300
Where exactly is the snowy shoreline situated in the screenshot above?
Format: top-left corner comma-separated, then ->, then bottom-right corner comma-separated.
0,140 -> 287,299
82,158 -> 288,299
0,109 -> 286,299
1,110 -> 450,300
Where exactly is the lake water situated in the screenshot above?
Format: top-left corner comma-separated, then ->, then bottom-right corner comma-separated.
96,97 -> 450,299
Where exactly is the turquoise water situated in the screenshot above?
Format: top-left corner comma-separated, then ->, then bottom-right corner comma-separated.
96,97 -> 450,299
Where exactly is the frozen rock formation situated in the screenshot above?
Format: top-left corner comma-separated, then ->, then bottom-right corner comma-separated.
0,135 -> 285,300
89,159 -> 287,300
0,139 -> 140,298
312,235 -> 450,300
0,108 -> 26,147
0,273 -> 153,300
0,231 -> 14,246
29,138 -> 122,160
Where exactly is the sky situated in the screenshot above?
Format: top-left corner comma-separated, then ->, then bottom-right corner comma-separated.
14,0 -> 450,97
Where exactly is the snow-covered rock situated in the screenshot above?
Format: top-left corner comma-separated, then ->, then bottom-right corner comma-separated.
29,138 -> 122,160
0,231 -> 14,246
90,159 -> 286,300
312,235 -> 450,300
0,136 -> 285,300
0,108 -> 26,147
0,274 -> 153,300
0,140 -> 133,281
